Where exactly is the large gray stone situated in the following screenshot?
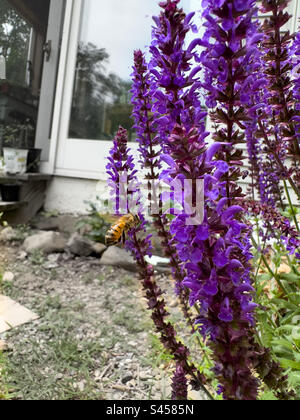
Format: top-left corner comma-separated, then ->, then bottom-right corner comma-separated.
31,214 -> 84,235
99,247 -> 172,274
99,246 -> 137,272
67,233 -> 95,257
23,231 -> 67,254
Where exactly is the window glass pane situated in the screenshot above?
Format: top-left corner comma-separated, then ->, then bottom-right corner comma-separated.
69,0 -> 200,141
0,0 -> 51,154
0,0 -> 31,87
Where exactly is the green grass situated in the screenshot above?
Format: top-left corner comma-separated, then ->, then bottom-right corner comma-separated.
3,298 -> 106,400
0,351 -> 11,400
0,254 -> 182,400
143,333 -> 174,369
0,271 -> 160,400
0,274 -> 11,400
112,305 -> 149,334
28,250 -> 46,266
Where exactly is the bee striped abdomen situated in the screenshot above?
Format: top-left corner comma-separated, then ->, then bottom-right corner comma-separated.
105,223 -> 124,246
105,214 -> 140,247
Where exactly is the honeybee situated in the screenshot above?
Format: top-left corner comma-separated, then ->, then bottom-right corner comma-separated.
105,213 -> 140,246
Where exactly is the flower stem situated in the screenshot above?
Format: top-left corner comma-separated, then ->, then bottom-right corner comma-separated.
283,179 -> 300,232
251,235 -> 290,298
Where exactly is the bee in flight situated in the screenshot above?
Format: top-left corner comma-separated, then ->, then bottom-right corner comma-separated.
105,213 -> 141,246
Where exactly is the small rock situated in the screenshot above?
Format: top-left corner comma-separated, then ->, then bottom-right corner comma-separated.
43,262 -> 59,270
43,253 -> 61,269
56,215 -> 80,235
75,380 -> 86,392
139,371 -> 152,381
0,339 -> 8,351
122,374 -> 134,384
100,246 -> 137,272
23,231 -> 67,254
92,242 -> 107,256
67,233 -> 95,257
169,299 -> 179,308
0,227 -> 17,242
2,271 -> 14,283
17,251 -> 27,260
48,253 -> 61,263
31,218 -> 59,232
127,379 -> 137,388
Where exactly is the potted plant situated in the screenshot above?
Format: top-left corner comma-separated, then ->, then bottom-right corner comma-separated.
1,119 -> 37,174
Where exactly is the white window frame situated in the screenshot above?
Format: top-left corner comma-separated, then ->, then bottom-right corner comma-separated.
41,0 -> 140,180
40,0 -> 75,175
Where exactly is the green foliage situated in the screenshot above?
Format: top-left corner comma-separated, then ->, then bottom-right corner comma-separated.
76,201 -> 112,244
0,351 -> 11,400
147,333 -> 174,368
259,390 -> 278,400
188,331 -> 223,400
254,238 -> 300,397
28,249 -> 46,266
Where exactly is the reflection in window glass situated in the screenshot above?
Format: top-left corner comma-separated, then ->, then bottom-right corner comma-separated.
0,0 -> 31,87
69,0 -> 200,141
0,0 -> 40,153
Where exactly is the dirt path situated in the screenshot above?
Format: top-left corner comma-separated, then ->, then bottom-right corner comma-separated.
0,240 -> 178,400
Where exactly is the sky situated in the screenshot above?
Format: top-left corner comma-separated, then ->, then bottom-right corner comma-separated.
79,0 -> 203,81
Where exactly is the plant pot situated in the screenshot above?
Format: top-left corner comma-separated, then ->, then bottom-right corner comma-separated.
3,148 -> 28,175
26,148 -> 41,173
0,183 -> 21,202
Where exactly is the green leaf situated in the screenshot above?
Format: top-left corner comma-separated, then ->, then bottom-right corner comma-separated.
279,273 -> 300,282
288,371 -> 300,389
257,273 -> 273,282
278,358 -> 300,370
270,298 -> 300,312
272,338 -> 295,351
259,390 -> 278,401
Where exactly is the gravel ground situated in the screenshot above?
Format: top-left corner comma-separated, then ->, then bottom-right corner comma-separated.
0,235 -> 208,401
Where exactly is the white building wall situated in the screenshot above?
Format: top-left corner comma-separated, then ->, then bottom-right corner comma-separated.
45,177 -> 104,214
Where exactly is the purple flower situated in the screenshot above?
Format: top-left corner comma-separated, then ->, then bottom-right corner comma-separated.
218,298 -> 233,323
171,363 -> 188,400
149,0 -> 205,143
196,225 -> 209,241
213,238 -> 228,268
106,126 -> 139,214
179,0 -> 261,400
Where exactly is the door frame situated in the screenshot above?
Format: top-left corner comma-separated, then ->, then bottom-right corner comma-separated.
35,0 -> 66,162
39,0 -> 76,175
